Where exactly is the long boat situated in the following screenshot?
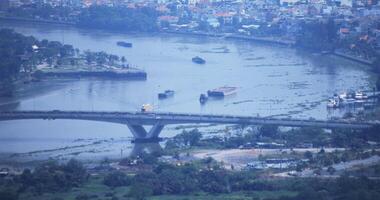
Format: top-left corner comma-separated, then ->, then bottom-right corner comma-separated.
117,41 -> 133,48
207,86 -> 237,97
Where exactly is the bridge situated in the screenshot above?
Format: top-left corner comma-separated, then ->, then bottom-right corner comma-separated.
0,110 -> 377,142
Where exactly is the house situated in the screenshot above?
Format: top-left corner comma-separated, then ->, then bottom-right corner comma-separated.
158,15 -> 180,24
207,17 -> 220,28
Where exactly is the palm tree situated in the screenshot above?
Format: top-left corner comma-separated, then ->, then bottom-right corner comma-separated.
121,56 -> 126,67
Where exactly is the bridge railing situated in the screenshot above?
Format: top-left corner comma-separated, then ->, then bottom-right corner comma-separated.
0,110 -> 377,127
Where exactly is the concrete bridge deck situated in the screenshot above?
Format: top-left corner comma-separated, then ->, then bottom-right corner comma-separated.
0,110 -> 377,141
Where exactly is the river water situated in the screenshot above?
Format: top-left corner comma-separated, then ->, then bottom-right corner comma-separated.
0,21 -> 375,163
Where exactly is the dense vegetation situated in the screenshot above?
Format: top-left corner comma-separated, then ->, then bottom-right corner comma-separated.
0,29 -> 37,82
6,4 -> 74,22
0,28 -> 130,96
2,158 -> 380,200
165,125 -> 380,151
0,159 -> 88,200
295,19 -> 337,52
0,28 -> 76,82
77,6 -> 158,32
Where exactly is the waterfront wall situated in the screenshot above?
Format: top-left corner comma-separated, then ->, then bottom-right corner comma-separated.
332,50 -> 374,66
0,16 -> 75,25
34,70 -> 147,80
164,30 -> 295,46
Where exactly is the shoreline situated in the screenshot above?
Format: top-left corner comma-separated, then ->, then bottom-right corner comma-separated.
163,30 -> 296,47
0,16 -> 75,25
35,69 -> 147,80
0,17 -> 295,47
0,17 -> 376,66
1,17 -> 374,66
332,50 -> 374,66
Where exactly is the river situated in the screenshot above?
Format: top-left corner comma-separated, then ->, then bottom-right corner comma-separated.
0,21 -> 375,164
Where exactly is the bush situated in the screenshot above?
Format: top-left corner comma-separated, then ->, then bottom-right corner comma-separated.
0,187 -> 18,200
16,159 -> 88,194
103,171 -> 131,187
127,183 -> 153,200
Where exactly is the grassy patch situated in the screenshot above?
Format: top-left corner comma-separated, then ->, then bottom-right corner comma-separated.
148,190 -> 297,200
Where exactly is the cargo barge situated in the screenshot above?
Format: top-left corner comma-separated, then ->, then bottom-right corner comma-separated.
192,56 -> 206,64
117,41 -> 133,48
207,86 -> 237,97
158,90 -> 174,99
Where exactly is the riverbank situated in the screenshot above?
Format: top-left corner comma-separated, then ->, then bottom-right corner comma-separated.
163,30 -> 296,47
0,16 -> 75,25
35,68 -> 147,80
0,17 -> 297,47
332,49 -> 375,66
0,17 -> 375,66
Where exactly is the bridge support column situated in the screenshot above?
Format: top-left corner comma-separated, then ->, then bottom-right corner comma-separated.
130,142 -> 163,157
127,122 -> 165,143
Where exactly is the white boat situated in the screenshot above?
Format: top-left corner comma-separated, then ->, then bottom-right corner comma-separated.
327,98 -> 340,108
355,91 -> 368,100
339,92 -> 347,99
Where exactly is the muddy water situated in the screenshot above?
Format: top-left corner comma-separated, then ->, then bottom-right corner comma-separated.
0,21 -> 374,163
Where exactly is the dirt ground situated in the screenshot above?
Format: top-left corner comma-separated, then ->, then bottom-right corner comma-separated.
191,148 -> 345,170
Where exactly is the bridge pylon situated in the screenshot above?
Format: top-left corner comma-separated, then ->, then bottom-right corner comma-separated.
127,121 -> 165,143
130,142 -> 162,157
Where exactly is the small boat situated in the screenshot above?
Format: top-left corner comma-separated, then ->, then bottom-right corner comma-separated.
339,92 -> 348,99
207,86 -> 237,97
354,91 -> 368,100
158,90 -> 174,99
327,98 -> 340,108
117,41 -> 133,48
199,94 -> 208,104
192,56 -> 206,64
141,104 -> 153,112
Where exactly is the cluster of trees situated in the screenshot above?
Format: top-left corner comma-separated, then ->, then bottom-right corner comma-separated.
5,4 -> 159,32
299,148 -> 379,171
83,50 -> 127,67
6,4 -> 74,22
2,158 -> 380,200
102,160 -> 380,200
191,125 -> 380,150
0,28 -> 37,82
295,19 -> 337,51
165,129 -> 202,150
0,28 -> 77,82
0,159 -> 88,200
272,176 -> 380,200
106,161 -> 234,199
77,6 -> 158,32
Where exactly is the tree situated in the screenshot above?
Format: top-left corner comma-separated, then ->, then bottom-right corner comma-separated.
128,183 -> 153,200
103,171 -> 131,187
121,56 -> 126,67
17,159 -> 88,194
327,166 -> 336,175
77,6 -> 158,32
304,151 -> 313,160
175,129 -> 202,146
0,187 -> 18,200
375,76 -> 380,91
259,125 -> 279,138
